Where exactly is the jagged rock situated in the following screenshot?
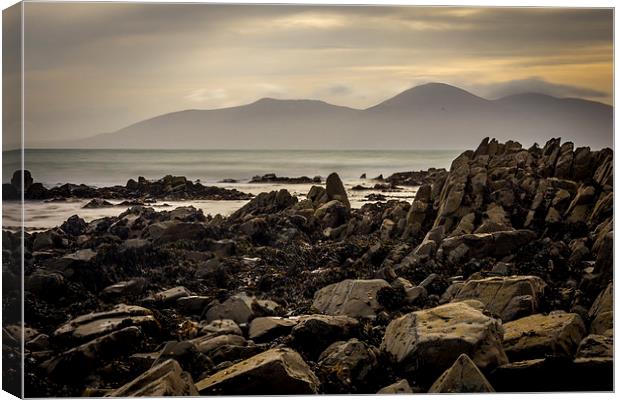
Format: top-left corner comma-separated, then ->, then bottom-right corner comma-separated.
451,276 -> 546,321
83,198 -> 114,209
381,300 -> 507,378
503,312 -> 586,361
428,353 -> 494,393
588,283 -> 612,335
438,230 -> 536,264
176,296 -> 212,315
199,319 -> 242,337
317,338 -> 379,392
312,279 -> 390,318
191,334 -> 246,356
53,304 -> 158,344
101,279 -> 147,298
231,189 -> 296,219
325,172 -> 350,209
196,348 -> 319,394
376,379 -> 413,394
155,222 -> 207,244
106,359 -> 198,396
60,215 -> 87,236
314,200 -> 349,228
249,317 -> 298,342
144,286 -> 192,305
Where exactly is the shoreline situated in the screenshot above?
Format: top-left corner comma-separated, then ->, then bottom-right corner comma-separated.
3,137 -> 614,395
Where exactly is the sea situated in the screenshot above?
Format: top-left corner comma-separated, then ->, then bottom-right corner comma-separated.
2,149 -> 461,231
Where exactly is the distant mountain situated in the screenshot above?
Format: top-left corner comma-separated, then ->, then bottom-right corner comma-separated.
57,83 -> 613,150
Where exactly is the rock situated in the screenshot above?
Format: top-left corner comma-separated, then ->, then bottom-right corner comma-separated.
155,222 -> 207,244
144,286 -> 192,305
199,319 -> 242,337
451,276 -> 546,322
11,170 -> 33,192
230,189 -> 296,219
314,200 -> 349,228
428,353 -> 494,393
588,283 -> 612,335
317,338 -> 379,392
32,229 -> 65,251
206,297 -> 253,325
312,279 -> 390,318
101,279 -> 147,298
376,379 -> 413,394
249,317 -> 298,342
53,304 -> 159,344
325,172 -> 350,209
438,230 -> 537,264
60,215 -> 87,236
83,198 -> 114,209
106,359 -> 198,396
191,334 -> 246,356
43,327 -> 142,379
502,312 -> 586,361
196,348 -> 319,394
576,334 -> 613,358
291,315 -> 359,359
176,296 -> 212,315
381,301 -> 507,378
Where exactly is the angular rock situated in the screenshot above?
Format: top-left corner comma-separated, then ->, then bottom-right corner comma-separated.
451,275 -> 546,321
249,317 -> 298,342
196,348 -> 319,394
291,315 -> 359,359
381,301 -> 507,378
312,279 -> 390,318
428,353 -> 494,393
325,172 -> 350,209
438,230 -> 536,264
317,338 -> 379,392
376,379 -> 413,394
576,334 -> 613,358
314,200 -> 349,228
588,283 -> 613,335
199,319 -> 242,337
106,359 -> 198,396
503,312 -> 586,361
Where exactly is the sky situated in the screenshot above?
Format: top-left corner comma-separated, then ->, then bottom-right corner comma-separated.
3,3 -> 614,146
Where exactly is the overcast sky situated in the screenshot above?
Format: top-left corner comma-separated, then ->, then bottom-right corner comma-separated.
7,3 -> 614,145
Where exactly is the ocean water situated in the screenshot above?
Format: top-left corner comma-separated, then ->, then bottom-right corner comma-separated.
3,149 -> 461,230
3,149 -> 460,187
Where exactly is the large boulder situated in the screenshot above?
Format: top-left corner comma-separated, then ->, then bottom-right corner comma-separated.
314,200 -> 349,228
291,315 -> 359,359
381,300 -> 507,379
106,359 -> 198,396
325,172 -> 350,209
196,348 -> 319,394
312,279 -> 390,318
376,379 -> 413,394
249,317 -> 298,342
451,276 -> 546,322
438,230 -> 536,264
588,283 -> 612,335
428,353 -> 494,393
502,312 -> 586,361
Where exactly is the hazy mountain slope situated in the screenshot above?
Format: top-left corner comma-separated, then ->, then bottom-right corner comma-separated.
60,83 -> 613,150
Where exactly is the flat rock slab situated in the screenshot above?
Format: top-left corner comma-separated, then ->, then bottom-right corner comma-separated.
439,230 -> 536,262
53,304 -> 158,343
312,279 -> 390,318
106,359 -> 198,396
196,348 -> 319,395
452,275 -> 546,322
249,317 -> 298,342
429,353 -> 494,393
381,300 -> 507,378
503,312 -> 586,361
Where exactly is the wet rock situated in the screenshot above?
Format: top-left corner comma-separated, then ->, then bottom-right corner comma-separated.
106,359 -> 198,396
428,353 -> 494,393
317,338 -> 379,392
312,279 -> 390,318
176,296 -> 211,315
155,222 -> 207,244
438,230 -> 536,264
451,275 -> 546,322
249,173 -> 319,184
143,286 -> 192,306
196,348 -> 319,394
191,334 -> 247,356
325,172 -> 350,209
60,215 -> 87,236
381,300 -> 507,378
249,317 -> 298,342
503,312 -> 586,361
230,189 -> 296,219
199,319 -> 242,337
101,278 -> 147,298
314,200 -> 349,228
376,379 -> 413,394
83,198 -> 114,209
53,304 -> 159,344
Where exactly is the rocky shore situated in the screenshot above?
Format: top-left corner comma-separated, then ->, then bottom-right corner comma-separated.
2,137 -> 613,395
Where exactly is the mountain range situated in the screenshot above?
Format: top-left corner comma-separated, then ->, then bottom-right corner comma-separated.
56,83 -> 613,150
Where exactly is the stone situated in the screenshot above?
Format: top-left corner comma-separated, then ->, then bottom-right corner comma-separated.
176,296 -> 211,315
317,338 -> 379,392
144,286 -> 192,305
106,359 -> 198,396
199,319 -> 242,337
376,379 -> 413,394
205,296 -> 253,324
249,317 -> 298,342
60,215 -> 87,236
155,222 -> 207,244
101,279 -> 147,298
428,353 -> 494,393
53,304 -> 158,344
83,198 -> 114,209
312,279 -> 390,318
325,172 -> 350,209
588,283 -> 612,335
576,334 -> 613,358
451,276 -> 546,322
191,334 -> 246,356
196,348 -> 319,394
438,230 -> 536,264
291,315 -> 359,359
314,200 -> 349,228
503,312 -> 586,361
381,301 -> 507,378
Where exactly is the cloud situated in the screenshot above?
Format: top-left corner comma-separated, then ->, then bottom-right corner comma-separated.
473,77 -> 609,100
